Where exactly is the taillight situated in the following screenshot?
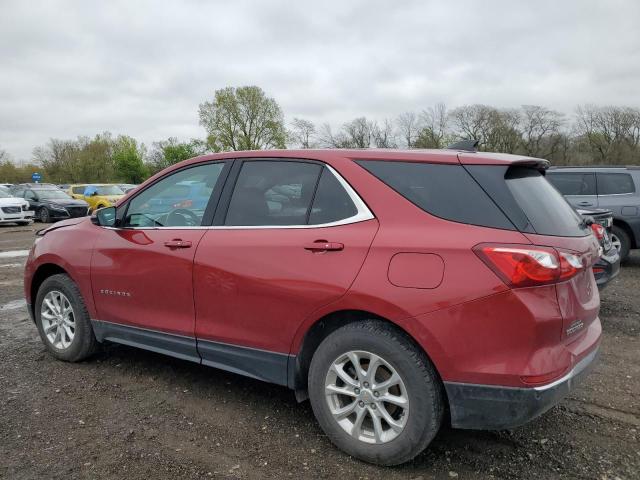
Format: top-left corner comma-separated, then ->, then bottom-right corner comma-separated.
590,223 -> 605,241
473,244 -> 585,288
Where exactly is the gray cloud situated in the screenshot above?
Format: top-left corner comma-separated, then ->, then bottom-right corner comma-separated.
1,0 -> 639,160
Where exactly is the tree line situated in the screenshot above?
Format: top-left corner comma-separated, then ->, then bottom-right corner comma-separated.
1,85 -> 639,184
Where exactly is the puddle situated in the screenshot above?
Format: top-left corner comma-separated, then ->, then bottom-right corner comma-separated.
0,299 -> 26,311
0,250 -> 29,259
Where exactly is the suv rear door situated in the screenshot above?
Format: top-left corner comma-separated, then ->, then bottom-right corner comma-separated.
193,159 -> 378,384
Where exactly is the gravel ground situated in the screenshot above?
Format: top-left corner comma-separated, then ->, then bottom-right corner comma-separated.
0,223 -> 638,480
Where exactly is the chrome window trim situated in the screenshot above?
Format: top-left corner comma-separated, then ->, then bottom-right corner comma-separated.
596,192 -> 636,197
115,164 -> 375,231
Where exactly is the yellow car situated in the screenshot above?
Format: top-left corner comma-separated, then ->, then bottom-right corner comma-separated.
68,184 -> 125,212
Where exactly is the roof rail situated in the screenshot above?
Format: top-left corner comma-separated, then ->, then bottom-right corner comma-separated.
445,139 -> 479,152
548,165 -> 639,170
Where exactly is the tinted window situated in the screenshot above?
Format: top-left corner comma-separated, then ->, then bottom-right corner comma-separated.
597,173 -> 635,195
505,168 -> 587,237
225,161 -> 322,226
125,163 -> 225,227
357,161 -> 514,230
72,186 -> 85,194
547,173 -> 596,196
37,189 -> 72,200
308,168 -> 358,225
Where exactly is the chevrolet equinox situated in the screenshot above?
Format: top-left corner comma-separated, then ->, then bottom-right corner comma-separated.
24,148 -> 601,465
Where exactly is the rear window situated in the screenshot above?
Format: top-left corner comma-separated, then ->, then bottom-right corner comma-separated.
547,172 -> 596,196
356,161 -> 515,230
597,173 -> 635,195
504,168 -> 587,237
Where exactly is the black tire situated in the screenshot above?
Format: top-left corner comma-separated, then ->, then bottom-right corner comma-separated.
38,207 -> 51,223
611,225 -> 631,262
308,320 -> 444,466
34,273 -> 99,362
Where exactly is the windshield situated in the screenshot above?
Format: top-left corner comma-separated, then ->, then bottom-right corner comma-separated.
36,189 -> 72,200
95,185 -> 124,195
0,188 -> 12,198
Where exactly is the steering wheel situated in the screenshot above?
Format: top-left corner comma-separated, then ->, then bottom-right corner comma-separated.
166,208 -> 200,227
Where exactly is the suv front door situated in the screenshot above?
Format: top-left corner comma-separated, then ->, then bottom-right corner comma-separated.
90,161 -> 229,360
193,159 -> 378,384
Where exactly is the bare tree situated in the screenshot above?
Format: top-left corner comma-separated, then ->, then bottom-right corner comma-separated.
519,105 -> 565,158
288,118 -> 317,148
415,103 -> 449,148
396,112 -> 421,148
372,119 -> 398,148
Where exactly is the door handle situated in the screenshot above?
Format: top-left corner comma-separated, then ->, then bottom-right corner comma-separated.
164,239 -> 192,249
304,241 -> 344,252
578,201 -> 593,206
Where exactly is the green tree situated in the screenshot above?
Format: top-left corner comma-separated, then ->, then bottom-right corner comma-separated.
198,86 -> 286,151
113,135 -> 148,183
147,137 -> 206,174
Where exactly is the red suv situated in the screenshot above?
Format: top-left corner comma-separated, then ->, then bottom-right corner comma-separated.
24,148 -> 601,465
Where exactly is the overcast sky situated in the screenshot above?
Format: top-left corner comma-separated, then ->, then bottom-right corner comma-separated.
1,0 -> 639,161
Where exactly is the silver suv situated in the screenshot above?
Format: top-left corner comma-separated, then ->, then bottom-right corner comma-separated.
547,166 -> 640,260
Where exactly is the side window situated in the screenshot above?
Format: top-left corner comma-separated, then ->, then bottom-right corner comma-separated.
24,190 -> 36,200
225,161 -> 322,226
73,186 -> 85,194
124,163 -> 225,227
547,173 -> 596,196
308,168 -> 358,224
597,173 -> 635,195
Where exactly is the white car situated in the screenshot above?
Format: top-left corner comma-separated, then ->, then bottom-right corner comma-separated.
0,188 -> 34,225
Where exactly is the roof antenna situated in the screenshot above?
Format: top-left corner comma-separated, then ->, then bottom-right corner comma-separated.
445,139 -> 479,152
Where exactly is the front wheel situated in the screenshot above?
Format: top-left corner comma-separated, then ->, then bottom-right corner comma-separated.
35,273 -> 99,362
308,321 -> 444,466
38,207 -> 51,223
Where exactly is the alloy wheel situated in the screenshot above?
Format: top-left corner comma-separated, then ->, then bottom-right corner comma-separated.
40,290 -> 75,349
610,233 -> 622,253
324,350 -> 409,444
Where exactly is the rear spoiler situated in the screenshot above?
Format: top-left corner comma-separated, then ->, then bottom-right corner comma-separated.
510,158 -> 550,172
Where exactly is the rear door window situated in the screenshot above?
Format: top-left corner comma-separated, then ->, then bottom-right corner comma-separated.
356,160 -> 515,230
225,161 -> 322,226
308,168 -> 358,225
547,173 -> 596,196
597,173 -> 635,195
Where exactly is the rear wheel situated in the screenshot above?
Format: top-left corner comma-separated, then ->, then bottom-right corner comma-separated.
38,207 -> 51,223
611,225 -> 631,261
308,321 -> 443,466
35,274 -> 99,362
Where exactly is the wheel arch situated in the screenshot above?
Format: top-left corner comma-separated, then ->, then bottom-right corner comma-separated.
613,218 -> 637,249
29,263 -> 70,321
289,309 -> 447,405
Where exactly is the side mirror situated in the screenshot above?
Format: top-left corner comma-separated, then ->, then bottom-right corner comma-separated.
91,206 -> 117,227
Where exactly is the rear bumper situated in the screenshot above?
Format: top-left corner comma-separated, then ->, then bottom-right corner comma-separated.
444,345 -> 599,430
594,247 -> 620,289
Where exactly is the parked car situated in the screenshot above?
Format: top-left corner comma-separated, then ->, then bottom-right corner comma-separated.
117,183 -> 138,194
577,208 -> 620,288
1,183 -> 15,189
547,166 -> 640,261
11,184 -> 89,222
67,184 -> 125,212
0,187 -> 33,225
25,149 -> 601,465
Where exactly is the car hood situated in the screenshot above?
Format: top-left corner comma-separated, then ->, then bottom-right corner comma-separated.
42,198 -> 89,207
0,198 -> 27,207
36,217 -> 89,236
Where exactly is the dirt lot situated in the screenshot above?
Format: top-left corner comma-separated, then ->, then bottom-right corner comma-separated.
0,224 -> 638,480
